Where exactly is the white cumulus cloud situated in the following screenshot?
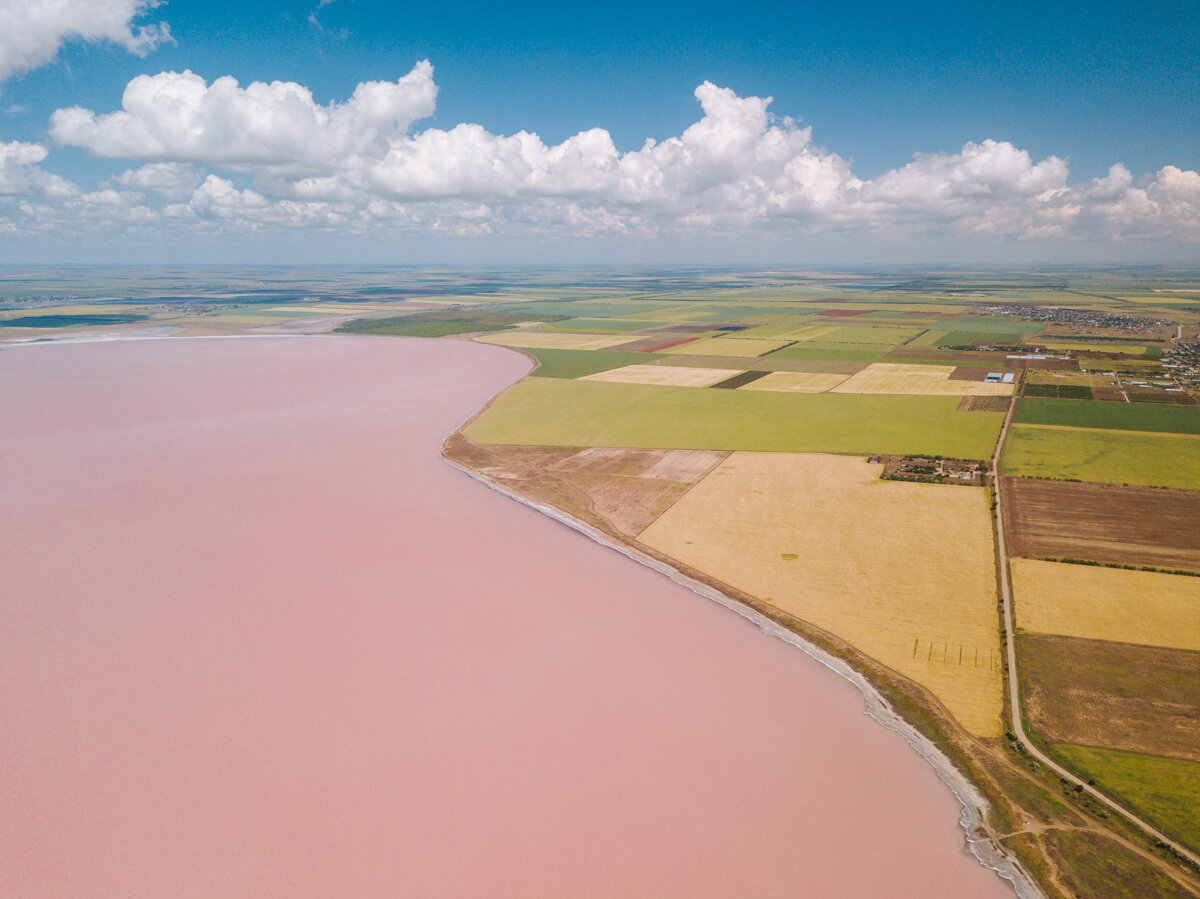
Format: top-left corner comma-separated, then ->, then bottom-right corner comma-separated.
0,0 -> 171,83
9,65 -> 1200,250
0,139 -> 74,197
50,62 -> 438,169
110,161 -> 202,201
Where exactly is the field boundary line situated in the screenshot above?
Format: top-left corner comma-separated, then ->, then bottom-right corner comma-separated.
1013,422 -> 1200,440
995,378 -> 1200,871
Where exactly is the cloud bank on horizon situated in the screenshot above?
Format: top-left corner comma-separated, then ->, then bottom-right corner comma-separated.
2,52 -> 1199,251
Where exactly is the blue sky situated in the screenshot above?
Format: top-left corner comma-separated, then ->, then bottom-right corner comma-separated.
1,0 -> 1199,262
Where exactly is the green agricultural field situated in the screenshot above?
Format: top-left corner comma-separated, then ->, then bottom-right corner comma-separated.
619,303 -> 778,322
3,312 -> 149,327
733,322 -> 829,340
819,325 -> 923,345
1021,384 -> 1094,399
1016,397 -> 1200,434
1051,745 -> 1200,853
540,319 -> 669,333
881,354 -> 1010,367
933,315 -> 1045,334
764,343 -> 888,362
522,348 -> 662,379
339,309 -> 558,337
936,331 -> 1020,347
1038,829 -> 1199,899
1036,340 -> 1149,355
1001,425 -> 1200,489
465,377 -> 1005,457
1080,357 -> 1164,371
906,329 -> 950,347
494,301 -> 667,318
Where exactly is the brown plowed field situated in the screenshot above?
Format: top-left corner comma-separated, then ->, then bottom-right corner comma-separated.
1017,634 -> 1200,761
444,438 -> 728,539
957,395 -> 1012,412
949,366 -> 994,381
1002,477 -> 1200,572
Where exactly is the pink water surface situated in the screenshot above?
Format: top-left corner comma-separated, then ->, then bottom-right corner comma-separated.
0,337 -> 1014,898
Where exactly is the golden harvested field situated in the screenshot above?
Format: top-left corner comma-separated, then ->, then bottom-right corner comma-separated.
1012,559 -> 1200,652
832,362 -> 1014,396
580,364 -> 743,388
638,452 -> 1004,736
662,336 -> 793,357
738,371 -> 850,393
473,330 -> 637,350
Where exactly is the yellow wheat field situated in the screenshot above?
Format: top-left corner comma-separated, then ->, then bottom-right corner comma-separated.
473,330 -> 637,350
1012,559 -> 1200,651
580,364 -> 744,388
663,337 -> 793,357
738,371 -> 850,393
832,363 -> 1014,396
639,452 -> 1004,736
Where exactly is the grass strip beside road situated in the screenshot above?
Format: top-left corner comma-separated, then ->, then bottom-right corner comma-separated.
1050,745 -> 1200,855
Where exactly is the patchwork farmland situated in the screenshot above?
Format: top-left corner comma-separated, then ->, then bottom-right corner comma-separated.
72,264 -> 1194,895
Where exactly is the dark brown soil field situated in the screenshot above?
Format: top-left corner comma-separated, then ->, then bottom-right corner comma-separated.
1125,388 -> 1196,405
957,395 -> 1012,413
1017,634 -> 1200,762
612,333 -> 702,352
949,366 -> 995,381
1002,477 -> 1200,572
886,348 -> 1015,365
710,370 -> 769,389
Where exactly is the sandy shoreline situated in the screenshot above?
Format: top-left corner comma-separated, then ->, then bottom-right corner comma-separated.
442,454 -> 1042,899
441,341 -> 1042,899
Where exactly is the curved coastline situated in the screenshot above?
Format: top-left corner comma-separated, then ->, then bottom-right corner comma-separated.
2,332 -> 1037,895
441,341 -> 1042,899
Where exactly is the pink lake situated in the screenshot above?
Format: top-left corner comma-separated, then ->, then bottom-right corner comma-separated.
0,336 -> 1014,897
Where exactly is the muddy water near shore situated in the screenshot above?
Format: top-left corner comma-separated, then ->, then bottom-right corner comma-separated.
0,336 -> 1013,897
